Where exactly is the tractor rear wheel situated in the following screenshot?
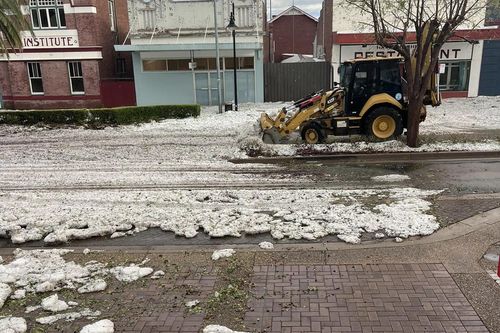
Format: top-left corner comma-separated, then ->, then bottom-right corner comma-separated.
301,123 -> 325,144
364,107 -> 403,141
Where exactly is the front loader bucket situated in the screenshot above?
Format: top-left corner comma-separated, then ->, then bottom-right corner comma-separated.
262,128 -> 282,144
259,112 -> 275,131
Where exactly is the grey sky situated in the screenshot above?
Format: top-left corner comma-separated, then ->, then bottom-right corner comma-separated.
268,0 -> 323,18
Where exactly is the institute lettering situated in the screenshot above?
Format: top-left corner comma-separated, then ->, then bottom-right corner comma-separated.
23,36 -> 78,48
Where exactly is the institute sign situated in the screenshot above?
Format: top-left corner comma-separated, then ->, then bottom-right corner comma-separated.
21,30 -> 79,49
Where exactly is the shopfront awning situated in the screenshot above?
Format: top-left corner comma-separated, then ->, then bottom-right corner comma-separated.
115,42 -> 262,52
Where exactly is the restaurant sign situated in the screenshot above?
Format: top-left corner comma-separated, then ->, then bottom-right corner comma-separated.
340,42 -> 473,62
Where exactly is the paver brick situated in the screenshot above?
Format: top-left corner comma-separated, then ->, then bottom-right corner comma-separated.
245,264 -> 488,333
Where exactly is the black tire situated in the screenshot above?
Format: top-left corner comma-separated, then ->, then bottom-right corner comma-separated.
301,123 -> 325,144
364,107 -> 403,141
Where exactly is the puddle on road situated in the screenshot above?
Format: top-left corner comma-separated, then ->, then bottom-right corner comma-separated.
286,159 -> 500,195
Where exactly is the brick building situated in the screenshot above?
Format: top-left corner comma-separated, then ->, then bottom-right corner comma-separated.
266,6 -> 318,63
0,0 -> 134,110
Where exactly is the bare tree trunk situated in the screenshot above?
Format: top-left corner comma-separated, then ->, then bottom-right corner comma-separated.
406,95 -> 423,148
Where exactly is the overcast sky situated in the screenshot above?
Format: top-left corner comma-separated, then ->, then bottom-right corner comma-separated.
268,0 -> 323,18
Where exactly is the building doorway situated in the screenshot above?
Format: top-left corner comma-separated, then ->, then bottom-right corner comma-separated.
195,72 -> 222,106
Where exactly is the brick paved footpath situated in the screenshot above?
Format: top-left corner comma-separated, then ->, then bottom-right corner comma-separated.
33,262 -> 490,333
244,264 -> 488,333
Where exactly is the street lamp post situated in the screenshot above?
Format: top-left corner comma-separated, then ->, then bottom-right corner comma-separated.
213,0 -> 223,114
227,2 -> 238,111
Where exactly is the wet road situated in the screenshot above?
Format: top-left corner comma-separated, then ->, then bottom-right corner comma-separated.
2,155 -> 499,249
307,156 -> 500,195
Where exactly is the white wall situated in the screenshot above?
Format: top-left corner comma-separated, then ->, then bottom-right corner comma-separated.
331,0 -> 487,33
128,0 -> 264,42
468,40 -> 484,97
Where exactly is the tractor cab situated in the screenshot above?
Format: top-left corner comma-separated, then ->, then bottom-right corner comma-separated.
339,57 -> 405,116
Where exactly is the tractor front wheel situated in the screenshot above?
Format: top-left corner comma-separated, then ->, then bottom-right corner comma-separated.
301,123 -> 325,144
364,107 -> 403,141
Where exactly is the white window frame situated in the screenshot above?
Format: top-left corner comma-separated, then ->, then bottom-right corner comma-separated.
30,0 -> 66,30
27,62 -> 44,95
68,61 -> 85,95
439,61 -> 471,91
108,0 -> 116,32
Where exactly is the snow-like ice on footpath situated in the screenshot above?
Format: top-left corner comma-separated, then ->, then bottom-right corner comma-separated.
77,279 -> 107,294
0,317 -> 27,333
151,271 -> 165,279
420,96 -> 500,133
0,249 -> 154,325
371,174 -> 411,182
212,249 -> 236,261
259,242 -> 274,250
10,289 -> 25,300
110,265 -> 153,282
25,305 -> 40,313
0,283 -> 12,308
80,319 -> 114,333
36,309 -> 101,325
41,294 -> 68,312
0,187 -> 442,244
0,249 -> 102,293
185,300 -> 200,308
203,325 -> 249,333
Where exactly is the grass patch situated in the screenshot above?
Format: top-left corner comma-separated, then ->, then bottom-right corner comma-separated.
0,104 -> 200,128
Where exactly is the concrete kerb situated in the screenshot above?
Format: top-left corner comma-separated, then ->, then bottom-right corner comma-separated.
1,207 -> 499,257
230,150 -> 500,165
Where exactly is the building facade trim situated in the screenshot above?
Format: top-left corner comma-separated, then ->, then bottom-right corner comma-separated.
333,28 -> 500,45
20,4 -> 97,15
115,42 -> 262,52
269,5 -> 318,24
0,51 -> 103,61
2,95 -> 101,101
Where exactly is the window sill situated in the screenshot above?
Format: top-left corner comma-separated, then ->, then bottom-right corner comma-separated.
33,27 -> 67,30
71,92 -> 86,96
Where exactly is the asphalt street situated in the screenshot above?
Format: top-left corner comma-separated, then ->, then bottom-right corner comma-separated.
2,154 -> 498,248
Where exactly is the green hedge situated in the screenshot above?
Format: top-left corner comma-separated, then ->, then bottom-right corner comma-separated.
0,105 -> 201,127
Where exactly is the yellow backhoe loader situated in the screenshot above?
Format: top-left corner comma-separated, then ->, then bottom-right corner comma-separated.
260,56 -> 441,144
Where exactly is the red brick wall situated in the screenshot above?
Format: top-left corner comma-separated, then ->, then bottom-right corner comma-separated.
4,62 -> 31,97
269,15 -> 318,63
0,62 -> 13,98
114,0 -> 133,78
1,60 -> 101,110
95,0 -> 133,79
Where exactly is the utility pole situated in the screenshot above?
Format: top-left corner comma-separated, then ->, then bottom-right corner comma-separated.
213,0 -> 223,114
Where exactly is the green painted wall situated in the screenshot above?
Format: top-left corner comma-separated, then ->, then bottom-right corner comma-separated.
132,53 -> 195,106
132,49 -> 264,105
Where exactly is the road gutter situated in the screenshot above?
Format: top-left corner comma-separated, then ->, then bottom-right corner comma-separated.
230,150 -> 500,164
